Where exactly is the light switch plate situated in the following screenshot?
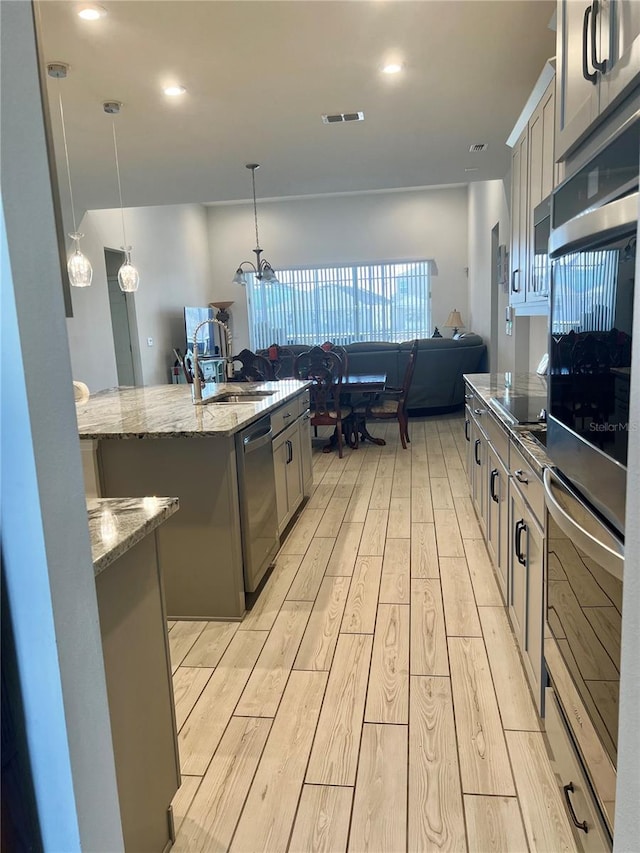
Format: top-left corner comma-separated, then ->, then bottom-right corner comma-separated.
147,337 -> 154,347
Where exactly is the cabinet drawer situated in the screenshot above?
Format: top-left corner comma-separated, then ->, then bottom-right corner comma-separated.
271,400 -> 298,437
544,688 -> 612,851
484,410 -> 509,466
297,389 -> 311,417
510,441 -> 544,523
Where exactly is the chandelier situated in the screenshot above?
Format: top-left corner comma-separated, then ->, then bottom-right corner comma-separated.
232,164 -> 279,286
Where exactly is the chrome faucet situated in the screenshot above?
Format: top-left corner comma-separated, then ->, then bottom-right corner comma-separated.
192,318 -> 233,402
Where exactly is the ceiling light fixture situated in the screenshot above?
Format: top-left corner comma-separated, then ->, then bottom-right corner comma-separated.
47,62 -> 93,289
164,85 -> 186,97
382,63 -> 402,74
232,164 -> 278,287
104,100 -> 140,292
77,4 -> 106,20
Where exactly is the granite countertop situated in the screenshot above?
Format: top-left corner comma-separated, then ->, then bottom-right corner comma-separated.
76,380 -> 310,439
464,372 -> 552,477
88,497 -> 179,576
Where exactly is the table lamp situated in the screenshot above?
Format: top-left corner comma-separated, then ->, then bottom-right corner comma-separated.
444,309 -> 464,336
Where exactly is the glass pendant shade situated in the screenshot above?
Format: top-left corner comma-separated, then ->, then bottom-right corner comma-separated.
118,248 -> 140,292
67,232 -> 93,287
232,268 -> 248,286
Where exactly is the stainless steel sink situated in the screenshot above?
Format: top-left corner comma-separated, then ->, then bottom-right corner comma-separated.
215,394 -> 274,403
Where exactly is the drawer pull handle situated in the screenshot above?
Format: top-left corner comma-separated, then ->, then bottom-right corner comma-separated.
474,408 -> 485,416
465,393 -> 474,400
515,519 -> 527,565
563,783 -> 589,833
283,412 -> 292,419
490,468 -> 499,502
515,469 -> 529,485
474,439 -> 481,466
464,420 -> 470,442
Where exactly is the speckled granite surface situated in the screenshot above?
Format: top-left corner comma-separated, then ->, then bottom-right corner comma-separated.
88,497 -> 179,576
464,372 -> 552,476
76,380 -> 309,439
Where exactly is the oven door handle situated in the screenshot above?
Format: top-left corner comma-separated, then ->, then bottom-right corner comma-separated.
549,191 -> 638,258
543,468 -> 624,580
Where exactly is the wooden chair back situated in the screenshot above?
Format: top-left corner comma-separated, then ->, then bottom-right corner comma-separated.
232,349 -> 276,382
321,341 -> 349,374
399,339 -> 419,413
294,347 -> 343,419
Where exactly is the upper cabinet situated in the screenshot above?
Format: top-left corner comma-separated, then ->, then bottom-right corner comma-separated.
556,0 -> 640,161
509,77 -> 555,314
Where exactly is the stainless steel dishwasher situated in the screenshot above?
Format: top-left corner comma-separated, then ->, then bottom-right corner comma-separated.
235,416 -> 279,592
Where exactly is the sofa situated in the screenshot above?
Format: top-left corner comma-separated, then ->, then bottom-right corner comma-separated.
259,335 -> 487,412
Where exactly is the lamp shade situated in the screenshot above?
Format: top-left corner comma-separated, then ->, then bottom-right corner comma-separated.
209,301 -> 234,311
444,309 -> 464,329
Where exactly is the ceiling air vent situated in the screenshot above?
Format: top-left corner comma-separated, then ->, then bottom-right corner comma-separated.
322,111 -> 365,124
469,143 -> 488,152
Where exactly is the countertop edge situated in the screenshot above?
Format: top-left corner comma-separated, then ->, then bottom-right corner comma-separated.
89,497 -> 179,576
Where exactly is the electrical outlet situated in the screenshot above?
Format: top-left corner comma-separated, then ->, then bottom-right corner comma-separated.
147,337 -> 154,347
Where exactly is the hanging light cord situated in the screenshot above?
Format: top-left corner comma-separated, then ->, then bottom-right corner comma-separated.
251,167 -> 261,251
58,91 -> 78,234
111,118 -> 129,248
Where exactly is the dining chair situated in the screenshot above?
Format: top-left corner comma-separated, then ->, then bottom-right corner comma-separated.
183,350 -> 205,385
321,341 -> 349,374
355,338 -> 419,449
263,344 -> 296,379
295,346 -> 349,457
232,349 -> 276,382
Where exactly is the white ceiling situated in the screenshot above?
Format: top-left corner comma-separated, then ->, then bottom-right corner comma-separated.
37,0 -> 556,211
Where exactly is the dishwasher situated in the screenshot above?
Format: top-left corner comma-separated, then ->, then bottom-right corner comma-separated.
235,416 -> 279,592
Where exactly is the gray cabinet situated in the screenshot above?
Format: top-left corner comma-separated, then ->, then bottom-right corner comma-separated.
487,445 -> 509,601
556,0 -> 640,161
509,77 -> 554,312
272,391 -> 309,535
508,474 -> 545,713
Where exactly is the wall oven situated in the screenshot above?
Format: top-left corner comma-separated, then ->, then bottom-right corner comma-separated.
544,112 -> 637,844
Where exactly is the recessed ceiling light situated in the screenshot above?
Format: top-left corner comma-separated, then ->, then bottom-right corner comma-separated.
77,4 -> 107,20
382,63 -> 403,75
164,85 -> 186,97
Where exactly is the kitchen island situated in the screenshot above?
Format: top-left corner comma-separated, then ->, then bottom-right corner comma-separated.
78,380 -> 311,619
88,496 -> 180,853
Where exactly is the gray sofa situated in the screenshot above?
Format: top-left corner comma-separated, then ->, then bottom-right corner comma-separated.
260,335 -> 487,412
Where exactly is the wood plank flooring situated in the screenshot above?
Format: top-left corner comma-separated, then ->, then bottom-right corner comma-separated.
171,416 -> 576,851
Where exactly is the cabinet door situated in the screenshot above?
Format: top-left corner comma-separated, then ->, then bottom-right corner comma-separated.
556,0 -> 600,160
599,0 -> 640,112
487,445 -> 508,603
464,406 -> 473,485
300,411 -> 313,496
508,482 -> 528,648
510,129 -> 528,305
285,424 -> 303,519
524,511 -> 544,710
273,434 -> 289,534
527,79 -> 554,305
471,422 -> 488,533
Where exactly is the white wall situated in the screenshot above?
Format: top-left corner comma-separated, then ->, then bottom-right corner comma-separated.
528,315 -> 549,372
206,186 -> 469,352
66,203 -> 213,391
467,179 -> 515,372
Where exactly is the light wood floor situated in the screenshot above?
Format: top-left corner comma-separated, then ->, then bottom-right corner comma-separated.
168,415 -> 579,853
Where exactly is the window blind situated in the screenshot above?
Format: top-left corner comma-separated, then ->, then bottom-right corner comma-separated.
247,260 -> 432,350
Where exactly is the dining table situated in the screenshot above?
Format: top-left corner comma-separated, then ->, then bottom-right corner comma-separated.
322,372 -> 387,449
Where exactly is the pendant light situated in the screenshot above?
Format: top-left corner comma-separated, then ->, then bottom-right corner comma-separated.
47,63 -> 93,288
232,164 -> 279,286
104,100 -> 140,292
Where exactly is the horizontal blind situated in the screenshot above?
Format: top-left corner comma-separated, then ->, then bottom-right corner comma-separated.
247,260 -> 431,350
552,249 -> 619,334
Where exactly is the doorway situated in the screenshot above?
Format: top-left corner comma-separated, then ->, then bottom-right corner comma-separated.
489,223 -> 499,373
104,248 -> 142,386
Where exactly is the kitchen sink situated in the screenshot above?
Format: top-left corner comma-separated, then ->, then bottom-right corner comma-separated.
215,394 -> 274,403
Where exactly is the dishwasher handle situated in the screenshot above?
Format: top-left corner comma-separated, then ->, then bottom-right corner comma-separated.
243,424 -> 273,452
543,467 -> 623,580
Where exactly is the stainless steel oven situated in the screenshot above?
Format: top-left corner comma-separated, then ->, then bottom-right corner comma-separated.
548,112 -> 638,537
544,466 -> 623,843
545,111 -> 637,845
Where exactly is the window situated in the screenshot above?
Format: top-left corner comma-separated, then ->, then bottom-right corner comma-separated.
247,260 -> 432,350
